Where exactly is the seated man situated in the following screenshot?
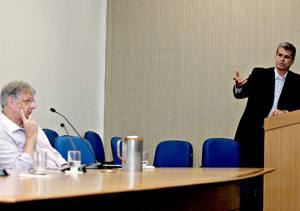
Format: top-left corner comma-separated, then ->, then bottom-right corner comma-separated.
0,80 -> 68,170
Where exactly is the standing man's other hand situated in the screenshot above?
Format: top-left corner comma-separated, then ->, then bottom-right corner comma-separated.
270,109 -> 287,117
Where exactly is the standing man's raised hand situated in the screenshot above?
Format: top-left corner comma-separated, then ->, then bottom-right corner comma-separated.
233,71 -> 248,88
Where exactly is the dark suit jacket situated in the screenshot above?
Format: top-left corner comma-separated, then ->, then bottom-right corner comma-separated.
234,67 -> 300,167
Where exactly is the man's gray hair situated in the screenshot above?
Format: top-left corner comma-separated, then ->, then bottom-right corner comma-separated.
1,81 -> 36,108
277,42 -> 296,60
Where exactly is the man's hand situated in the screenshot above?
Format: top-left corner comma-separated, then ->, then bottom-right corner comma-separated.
61,163 -> 70,171
233,71 -> 248,88
270,109 -> 287,117
20,109 -> 37,155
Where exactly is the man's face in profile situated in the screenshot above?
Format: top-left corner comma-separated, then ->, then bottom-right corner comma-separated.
14,91 -> 36,119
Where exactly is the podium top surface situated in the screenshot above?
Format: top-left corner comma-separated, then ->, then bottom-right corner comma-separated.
264,109 -> 300,131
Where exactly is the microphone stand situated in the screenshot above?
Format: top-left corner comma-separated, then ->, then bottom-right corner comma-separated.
50,108 -> 83,139
50,108 -> 97,164
60,123 -> 70,136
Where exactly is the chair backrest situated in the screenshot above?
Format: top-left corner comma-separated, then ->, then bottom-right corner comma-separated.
84,131 -> 105,163
201,138 -> 240,167
153,140 -> 193,167
54,135 -> 96,165
111,136 -> 122,165
43,128 -> 59,147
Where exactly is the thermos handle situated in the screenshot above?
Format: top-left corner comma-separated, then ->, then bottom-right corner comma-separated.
117,139 -> 123,161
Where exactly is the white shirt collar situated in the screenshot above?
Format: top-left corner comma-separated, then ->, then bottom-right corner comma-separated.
0,112 -> 22,133
274,67 -> 288,80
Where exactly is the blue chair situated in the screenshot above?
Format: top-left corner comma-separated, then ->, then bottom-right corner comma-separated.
54,136 -> 96,165
84,131 -> 105,163
201,138 -> 240,167
153,140 -> 193,167
111,136 -> 122,165
43,128 -> 59,147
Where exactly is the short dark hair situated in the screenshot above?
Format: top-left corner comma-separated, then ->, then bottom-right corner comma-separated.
276,42 -> 296,60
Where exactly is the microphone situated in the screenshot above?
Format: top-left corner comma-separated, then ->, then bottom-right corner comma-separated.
50,108 -> 82,139
50,107 -> 97,164
60,123 -> 69,135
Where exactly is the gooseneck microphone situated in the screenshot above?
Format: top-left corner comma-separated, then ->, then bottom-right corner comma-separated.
60,123 -> 69,136
50,108 -> 82,139
50,107 -> 97,164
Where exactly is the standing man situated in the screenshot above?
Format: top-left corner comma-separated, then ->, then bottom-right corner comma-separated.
0,81 -> 68,170
233,42 -> 300,210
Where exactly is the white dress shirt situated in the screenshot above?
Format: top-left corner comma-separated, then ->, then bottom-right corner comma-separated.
268,68 -> 287,116
0,112 -> 67,170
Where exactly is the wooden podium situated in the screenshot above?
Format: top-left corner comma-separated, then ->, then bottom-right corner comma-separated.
264,109 -> 300,211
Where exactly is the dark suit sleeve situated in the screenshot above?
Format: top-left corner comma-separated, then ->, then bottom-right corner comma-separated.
278,71 -> 300,112
233,68 -> 258,99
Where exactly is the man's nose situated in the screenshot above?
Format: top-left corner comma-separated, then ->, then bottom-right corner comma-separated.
30,101 -> 37,109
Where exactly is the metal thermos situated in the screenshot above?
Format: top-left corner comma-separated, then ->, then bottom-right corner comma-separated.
117,136 -> 144,172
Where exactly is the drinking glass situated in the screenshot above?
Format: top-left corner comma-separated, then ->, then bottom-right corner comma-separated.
142,150 -> 149,168
68,150 -> 81,172
32,151 -> 47,175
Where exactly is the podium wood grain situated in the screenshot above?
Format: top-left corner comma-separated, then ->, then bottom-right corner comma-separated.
264,110 -> 300,211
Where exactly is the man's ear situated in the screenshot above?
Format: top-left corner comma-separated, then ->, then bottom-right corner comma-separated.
6,96 -> 16,108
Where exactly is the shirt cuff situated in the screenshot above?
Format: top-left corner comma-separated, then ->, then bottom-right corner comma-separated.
234,86 -> 242,94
